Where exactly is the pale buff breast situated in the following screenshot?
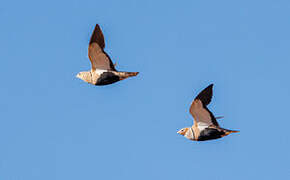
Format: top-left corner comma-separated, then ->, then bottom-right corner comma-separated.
184,128 -> 195,140
91,69 -> 108,84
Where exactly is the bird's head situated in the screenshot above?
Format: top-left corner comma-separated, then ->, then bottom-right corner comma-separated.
76,71 -> 91,83
177,127 -> 190,136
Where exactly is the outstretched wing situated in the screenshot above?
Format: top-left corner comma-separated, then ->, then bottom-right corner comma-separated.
88,24 -> 116,71
189,84 -> 219,126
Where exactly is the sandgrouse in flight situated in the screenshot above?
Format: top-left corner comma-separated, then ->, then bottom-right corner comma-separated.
76,24 -> 138,85
177,84 -> 239,141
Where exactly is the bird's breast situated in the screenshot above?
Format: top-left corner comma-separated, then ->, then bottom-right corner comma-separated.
185,128 -> 195,140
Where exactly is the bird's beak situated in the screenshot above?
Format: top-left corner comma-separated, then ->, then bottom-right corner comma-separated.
177,129 -> 186,135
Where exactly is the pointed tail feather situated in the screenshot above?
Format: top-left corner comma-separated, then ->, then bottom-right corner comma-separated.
125,72 -> 139,77
224,129 -> 240,135
116,72 -> 139,80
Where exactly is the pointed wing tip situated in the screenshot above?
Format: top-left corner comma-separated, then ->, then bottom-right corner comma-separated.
89,23 -> 105,48
193,84 -> 214,106
94,24 -> 101,29
204,83 -> 214,94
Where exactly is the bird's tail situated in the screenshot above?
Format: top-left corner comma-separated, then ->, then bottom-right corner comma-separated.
125,72 -> 139,77
117,72 -> 139,79
223,129 -> 240,136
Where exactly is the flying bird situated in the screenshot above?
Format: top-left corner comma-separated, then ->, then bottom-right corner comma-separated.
76,24 -> 139,85
177,84 -> 239,141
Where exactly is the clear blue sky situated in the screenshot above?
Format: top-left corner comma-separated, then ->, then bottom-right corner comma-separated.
1,0 -> 290,179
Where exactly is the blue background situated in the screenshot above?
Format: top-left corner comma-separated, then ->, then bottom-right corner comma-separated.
1,0 -> 290,179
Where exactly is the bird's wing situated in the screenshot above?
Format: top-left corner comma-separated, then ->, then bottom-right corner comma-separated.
189,84 -> 219,126
88,24 -> 116,71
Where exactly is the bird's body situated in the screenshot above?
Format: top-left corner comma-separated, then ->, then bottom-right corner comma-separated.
179,126 -> 238,141
77,69 -> 138,86
76,24 -> 138,85
177,84 -> 239,141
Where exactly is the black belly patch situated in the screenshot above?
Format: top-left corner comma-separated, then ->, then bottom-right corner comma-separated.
96,72 -> 120,85
198,128 -> 225,141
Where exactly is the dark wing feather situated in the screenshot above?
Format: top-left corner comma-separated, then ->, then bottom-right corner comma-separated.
88,24 -> 116,71
195,84 -> 213,106
190,84 -> 219,126
205,107 -> 219,126
89,24 -> 105,49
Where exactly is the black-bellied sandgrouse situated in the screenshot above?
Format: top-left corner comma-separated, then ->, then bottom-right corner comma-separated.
177,84 -> 239,141
76,24 -> 138,86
